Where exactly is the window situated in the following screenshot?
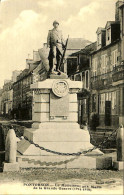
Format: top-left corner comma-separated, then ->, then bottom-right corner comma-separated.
112,91 -> 117,110
83,99 -> 87,114
92,58 -> 97,77
92,94 -> 96,112
111,50 -> 118,68
105,92 -> 111,101
99,92 -> 118,115
85,71 -> 89,89
99,93 -> 105,114
97,33 -> 101,46
106,27 -> 111,41
101,55 -> 107,73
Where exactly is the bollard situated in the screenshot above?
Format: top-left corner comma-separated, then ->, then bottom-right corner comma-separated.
113,125 -> 124,170
5,128 -> 17,163
117,125 -> 124,161
3,128 -> 19,172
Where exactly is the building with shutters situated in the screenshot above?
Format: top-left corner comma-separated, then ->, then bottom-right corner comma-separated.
12,50 -> 43,120
1,80 -> 13,118
67,42 -> 96,125
90,1 -> 124,130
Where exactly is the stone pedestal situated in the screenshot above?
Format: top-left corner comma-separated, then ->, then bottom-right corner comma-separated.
17,79 -> 103,169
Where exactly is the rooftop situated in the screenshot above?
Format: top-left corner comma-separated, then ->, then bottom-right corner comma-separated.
67,38 -> 91,50
70,42 -> 97,56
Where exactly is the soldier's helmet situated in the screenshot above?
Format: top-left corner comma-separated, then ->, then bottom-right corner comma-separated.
53,20 -> 59,26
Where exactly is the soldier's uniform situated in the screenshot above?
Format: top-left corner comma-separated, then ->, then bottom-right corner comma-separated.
47,21 -> 64,73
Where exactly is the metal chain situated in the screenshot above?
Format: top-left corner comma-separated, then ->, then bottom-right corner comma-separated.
16,133 -> 97,156
15,126 -> 118,156
89,128 -> 117,149
21,156 -> 81,166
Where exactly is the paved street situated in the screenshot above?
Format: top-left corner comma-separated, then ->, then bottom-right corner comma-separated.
0,160 -> 123,183
0,166 -> 123,194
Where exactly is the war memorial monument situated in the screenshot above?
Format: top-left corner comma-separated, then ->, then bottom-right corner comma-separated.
3,20 -> 123,171
16,21 -> 105,169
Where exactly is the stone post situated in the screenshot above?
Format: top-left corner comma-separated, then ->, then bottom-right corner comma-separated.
3,128 -> 19,172
113,125 -> 124,170
117,125 -> 124,161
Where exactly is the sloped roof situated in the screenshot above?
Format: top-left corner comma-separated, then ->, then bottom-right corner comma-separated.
70,42 -> 97,56
105,21 -> 120,28
96,27 -> 105,33
67,38 -> 92,50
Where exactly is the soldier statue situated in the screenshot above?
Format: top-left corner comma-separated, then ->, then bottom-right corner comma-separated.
47,20 -> 65,75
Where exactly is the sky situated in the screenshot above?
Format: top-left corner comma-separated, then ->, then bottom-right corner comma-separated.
0,0 -> 117,88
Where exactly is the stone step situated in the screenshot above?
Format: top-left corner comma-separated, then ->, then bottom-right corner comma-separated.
17,154 -> 113,169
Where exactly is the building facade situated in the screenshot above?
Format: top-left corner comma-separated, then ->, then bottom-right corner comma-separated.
90,1 -> 124,130
0,89 -> 3,115
12,50 -> 47,120
1,81 -> 13,118
67,43 -> 96,125
12,68 -> 33,120
62,38 -> 92,74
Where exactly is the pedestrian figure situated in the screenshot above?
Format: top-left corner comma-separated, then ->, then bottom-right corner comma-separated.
47,20 -> 65,75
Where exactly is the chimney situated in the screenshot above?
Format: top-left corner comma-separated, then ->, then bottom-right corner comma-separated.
115,1 -> 123,21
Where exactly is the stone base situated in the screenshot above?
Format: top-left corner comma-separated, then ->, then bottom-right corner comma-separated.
113,161 -> 124,170
2,162 -> 19,172
17,123 -> 103,156
49,72 -> 68,79
17,122 -> 104,169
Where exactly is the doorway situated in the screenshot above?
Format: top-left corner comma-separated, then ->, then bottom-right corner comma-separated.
105,101 -> 111,126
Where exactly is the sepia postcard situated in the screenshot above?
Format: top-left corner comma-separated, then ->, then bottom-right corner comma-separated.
0,0 -> 124,194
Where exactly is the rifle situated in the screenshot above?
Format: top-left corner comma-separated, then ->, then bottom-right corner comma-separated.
59,35 -> 69,70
